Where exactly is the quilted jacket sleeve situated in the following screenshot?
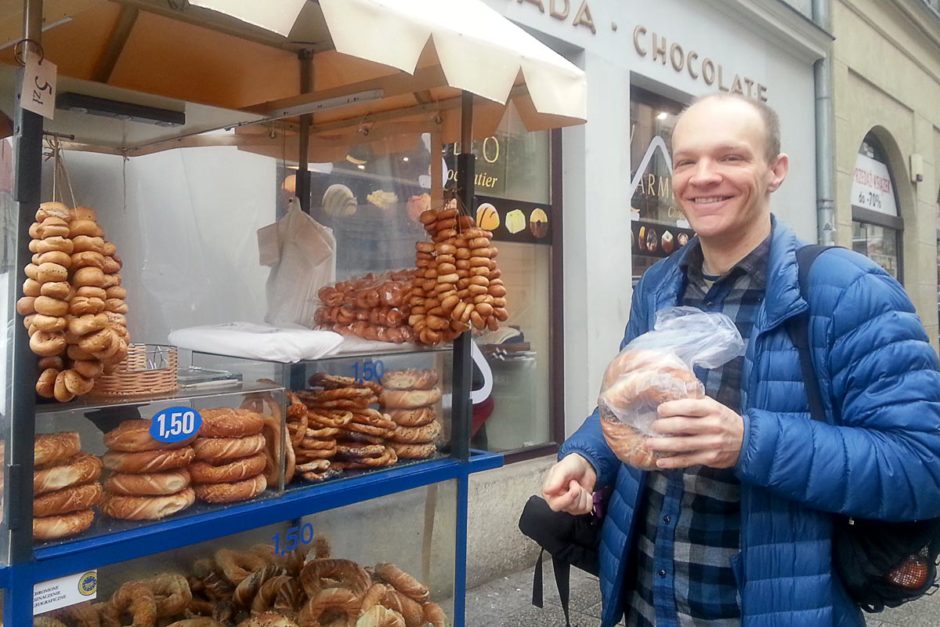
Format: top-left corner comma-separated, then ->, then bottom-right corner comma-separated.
558,273 -> 654,488
737,252 -> 940,521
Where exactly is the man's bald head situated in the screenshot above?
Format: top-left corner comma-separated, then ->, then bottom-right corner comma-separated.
677,94 -> 781,163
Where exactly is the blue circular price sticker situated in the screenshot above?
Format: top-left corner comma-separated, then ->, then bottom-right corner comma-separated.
150,407 -> 202,443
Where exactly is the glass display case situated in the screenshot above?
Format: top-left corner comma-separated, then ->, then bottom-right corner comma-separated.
31,483 -> 457,625
33,377 -> 286,550
190,346 -> 456,490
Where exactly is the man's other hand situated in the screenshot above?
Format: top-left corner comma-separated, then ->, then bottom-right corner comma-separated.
542,453 -> 597,515
647,397 -> 745,469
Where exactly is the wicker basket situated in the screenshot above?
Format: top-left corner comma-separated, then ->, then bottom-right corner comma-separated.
90,344 -> 178,398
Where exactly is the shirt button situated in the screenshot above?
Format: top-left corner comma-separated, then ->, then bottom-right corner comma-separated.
658,569 -> 667,577
663,515 -> 671,524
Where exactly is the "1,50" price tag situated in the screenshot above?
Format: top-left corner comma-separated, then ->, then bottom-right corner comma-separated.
272,522 -> 314,556
352,359 -> 384,384
150,407 -> 202,443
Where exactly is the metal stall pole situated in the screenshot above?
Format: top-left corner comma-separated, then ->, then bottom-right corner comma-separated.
296,49 -> 313,214
451,91 -> 474,463
6,0 -> 42,620
290,48 -> 314,391
451,90 -> 475,627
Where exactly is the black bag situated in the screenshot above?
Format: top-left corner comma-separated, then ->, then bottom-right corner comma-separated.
518,494 -> 601,626
786,245 -> 940,612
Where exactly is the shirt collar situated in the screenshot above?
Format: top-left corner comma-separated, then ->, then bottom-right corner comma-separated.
679,232 -> 772,288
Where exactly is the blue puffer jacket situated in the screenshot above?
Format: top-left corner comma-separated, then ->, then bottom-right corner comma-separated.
560,219 -> 940,626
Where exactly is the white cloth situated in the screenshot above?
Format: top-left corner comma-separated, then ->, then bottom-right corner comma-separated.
168,322 -> 343,363
331,335 -> 419,355
259,199 -> 336,327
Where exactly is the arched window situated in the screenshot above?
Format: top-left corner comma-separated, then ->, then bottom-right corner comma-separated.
851,133 -> 903,281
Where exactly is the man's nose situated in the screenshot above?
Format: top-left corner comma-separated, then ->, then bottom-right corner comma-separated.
689,159 -> 720,185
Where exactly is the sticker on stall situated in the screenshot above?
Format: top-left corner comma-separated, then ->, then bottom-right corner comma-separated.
34,570 -> 97,614
150,407 -> 202,443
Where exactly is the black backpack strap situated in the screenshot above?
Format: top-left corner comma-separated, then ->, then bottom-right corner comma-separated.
532,548 -> 544,608
530,548 -> 574,627
784,245 -> 835,423
553,556 -> 573,626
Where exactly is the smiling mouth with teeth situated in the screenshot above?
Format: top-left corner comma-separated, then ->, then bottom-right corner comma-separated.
694,196 -> 731,204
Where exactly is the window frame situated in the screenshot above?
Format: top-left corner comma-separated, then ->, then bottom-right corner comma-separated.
851,133 -> 904,283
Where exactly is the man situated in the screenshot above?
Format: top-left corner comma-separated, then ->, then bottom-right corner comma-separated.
542,94 -> 940,626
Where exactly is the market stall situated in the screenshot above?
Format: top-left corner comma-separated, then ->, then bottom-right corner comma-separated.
0,0 -> 585,623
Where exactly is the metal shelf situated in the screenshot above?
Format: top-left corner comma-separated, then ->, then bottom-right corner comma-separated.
0,450 -> 501,591
33,379 -> 285,415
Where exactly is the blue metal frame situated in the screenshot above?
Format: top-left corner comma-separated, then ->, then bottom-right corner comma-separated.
1,449 -> 502,623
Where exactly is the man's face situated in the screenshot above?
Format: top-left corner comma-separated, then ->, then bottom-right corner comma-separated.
671,98 -> 788,244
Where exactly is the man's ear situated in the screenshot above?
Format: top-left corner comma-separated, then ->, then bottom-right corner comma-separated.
767,153 -> 789,192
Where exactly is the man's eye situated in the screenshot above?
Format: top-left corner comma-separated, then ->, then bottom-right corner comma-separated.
674,160 -> 692,168
721,154 -> 743,162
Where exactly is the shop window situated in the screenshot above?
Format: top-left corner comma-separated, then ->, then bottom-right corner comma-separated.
0,136 -> 12,565
850,134 -> 903,281
444,105 -> 559,455
629,86 -> 693,284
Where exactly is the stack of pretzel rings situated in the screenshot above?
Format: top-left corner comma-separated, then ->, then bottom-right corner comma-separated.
380,369 -> 443,460
190,408 -> 269,504
100,419 -> 196,521
32,431 -> 103,540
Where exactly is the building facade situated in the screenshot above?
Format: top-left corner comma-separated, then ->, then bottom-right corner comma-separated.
831,0 -> 940,345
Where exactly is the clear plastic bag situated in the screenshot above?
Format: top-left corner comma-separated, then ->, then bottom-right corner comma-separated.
598,307 -> 745,469
260,199 -> 337,328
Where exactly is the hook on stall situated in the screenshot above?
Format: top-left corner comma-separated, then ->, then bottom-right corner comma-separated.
12,38 -> 43,66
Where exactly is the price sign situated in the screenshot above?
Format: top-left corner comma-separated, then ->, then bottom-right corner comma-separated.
352,359 -> 384,384
850,153 -> 897,216
272,522 -> 315,556
150,407 -> 202,443
21,55 -> 57,119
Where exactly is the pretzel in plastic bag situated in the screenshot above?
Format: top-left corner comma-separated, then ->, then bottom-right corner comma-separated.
598,307 -> 745,469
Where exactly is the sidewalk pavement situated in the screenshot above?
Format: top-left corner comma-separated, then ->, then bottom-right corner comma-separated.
465,557 -> 940,626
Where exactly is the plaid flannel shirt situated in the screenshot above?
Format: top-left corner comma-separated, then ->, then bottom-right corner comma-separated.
623,236 -> 770,627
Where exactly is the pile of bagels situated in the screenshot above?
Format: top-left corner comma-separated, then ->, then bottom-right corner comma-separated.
292,373 -> 400,478
408,200 -> 509,345
39,535 -> 446,626
315,270 -> 415,344
33,432 -> 103,541
18,201 -> 129,402
100,419 -> 196,521
284,368 -> 446,482
380,369 -> 443,461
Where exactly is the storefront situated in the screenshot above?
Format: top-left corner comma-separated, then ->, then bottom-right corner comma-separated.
438,0 -> 831,586
482,0 -> 829,437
